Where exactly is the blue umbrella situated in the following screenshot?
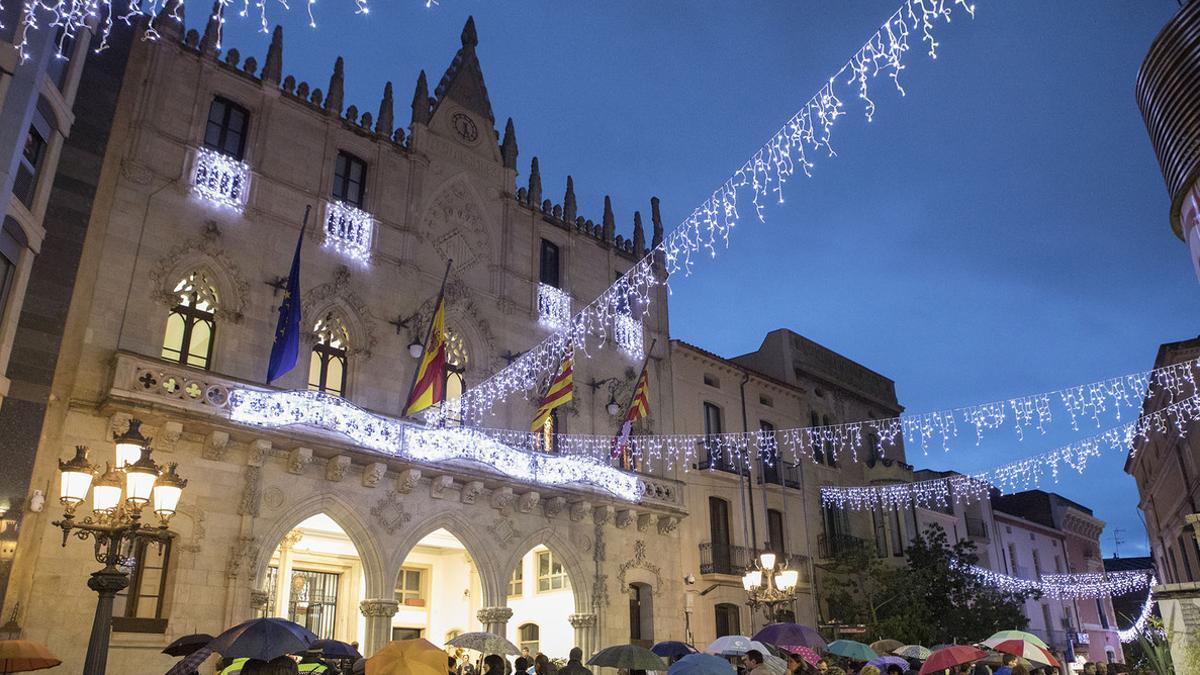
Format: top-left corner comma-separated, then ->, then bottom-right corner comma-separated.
302,639 -> 362,660
669,653 -> 737,675
867,655 -> 911,670
653,641 -> 699,661
209,618 -> 318,661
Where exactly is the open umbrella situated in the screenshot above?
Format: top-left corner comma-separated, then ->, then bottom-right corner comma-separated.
587,644 -> 667,670
919,646 -> 987,675
367,639 -> 447,675
0,640 -> 60,673
989,640 -> 1061,668
870,639 -> 904,656
825,640 -> 877,662
304,639 -> 362,661
653,641 -> 698,661
753,624 -> 827,652
893,645 -> 932,661
163,633 -> 214,657
788,645 -> 821,667
982,630 -> 1049,650
446,632 -> 520,656
866,655 -> 910,670
705,635 -> 753,656
209,618 -> 317,661
668,653 -> 736,675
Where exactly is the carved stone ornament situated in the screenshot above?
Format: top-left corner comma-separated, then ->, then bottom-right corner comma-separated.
570,501 -> 591,522
543,496 -> 566,518
476,606 -> 514,625
371,491 -> 412,535
431,475 -> 455,499
396,469 -> 421,494
491,517 -> 519,547
636,513 -> 656,533
421,181 -> 490,274
238,466 -> 262,517
593,505 -> 614,527
225,535 -> 257,579
326,455 -> 351,482
288,447 -> 313,475
568,613 -> 597,629
617,540 -> 665,597
250,589 -> 270,610
156,421 -> 184,453
516,491 -> 540,514
363,462 -> 387,488
657,516 -> 679,536
461,481 -> 484,505
107,413 -> 132,441
359,599 -> 400,617
148,221 -> 250,323
614,509 -> 634,530
248,439 -> 271,467
592,573 -> 609,609
491,487 -> 514,511
302,266 -> 379,359
204,430 -> 230,461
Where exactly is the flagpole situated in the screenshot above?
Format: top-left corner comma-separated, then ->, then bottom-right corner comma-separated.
622,337 -> 658,418
402,259 -> 453,419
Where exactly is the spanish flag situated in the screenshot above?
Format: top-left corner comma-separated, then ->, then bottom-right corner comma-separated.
614,363 -> 651,465
532,349 -> 574,432
403,298 -> 448,417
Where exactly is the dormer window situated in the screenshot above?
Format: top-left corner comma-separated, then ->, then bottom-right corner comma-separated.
332,151 -> 367,208
204,96 -> 249,160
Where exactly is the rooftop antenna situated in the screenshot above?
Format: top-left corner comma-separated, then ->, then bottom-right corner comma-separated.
1112,528 -> 1126,558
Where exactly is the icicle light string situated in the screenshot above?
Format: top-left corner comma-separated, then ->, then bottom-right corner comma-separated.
458,358 -> 1200,474
819,393 -> 1200,511
1118,586 -> 1159,643
961,564 -> 1154,600
425,0 -> 977,425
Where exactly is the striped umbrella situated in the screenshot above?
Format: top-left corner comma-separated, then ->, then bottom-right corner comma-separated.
989,640 -> 1061,668
982,630 -> 1049,650
893,645 -> 932,660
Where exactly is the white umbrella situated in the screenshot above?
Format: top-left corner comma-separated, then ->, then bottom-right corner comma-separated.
705,636 -> 753,656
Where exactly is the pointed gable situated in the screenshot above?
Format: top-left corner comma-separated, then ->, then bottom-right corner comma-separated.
431,16 -> 496,125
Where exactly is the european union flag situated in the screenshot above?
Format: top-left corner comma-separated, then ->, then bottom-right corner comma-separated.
267,206 -> 309,384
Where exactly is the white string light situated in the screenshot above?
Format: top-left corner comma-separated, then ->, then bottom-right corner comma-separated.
434,0 -> 978,424
192,147 -> 251,210
963,564 -> 1154,600
1118,585 -> 1159,643
225,388 -> 643,500
820,393 -> 1200,511
537,283 -> 572,331
323,201 -> 374,263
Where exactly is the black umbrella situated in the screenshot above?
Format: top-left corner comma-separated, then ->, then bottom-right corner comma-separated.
298,639 -> 362,660
162,633 -> 214,657
209,618 -> 317,662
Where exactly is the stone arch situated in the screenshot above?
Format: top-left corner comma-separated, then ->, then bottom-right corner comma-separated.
149,224 -> 249,322
302,267 -> 378,358
250,491 -> 388,599
501,525 -> 593,616
386,509 -> 505,609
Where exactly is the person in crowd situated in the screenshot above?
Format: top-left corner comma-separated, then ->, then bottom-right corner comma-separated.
558,647 -> 592,675
815,659 -> 829,674
1095,664 -> 1108,675
242,657 -> 301,675
515,657 -> 530,674
860,666 -> 881,675
522,647 -> 532,661
534,653 -> 557,674
483,654 -> 508,674
1082,664 -> 1096,675
298,647 -> 332,674
785,651 -> 806,674
743,650 -> 767,673
886,665 -> 905,675
994,654 -> 1017,675
971,663 -> 991,675
825,667 -> 846,675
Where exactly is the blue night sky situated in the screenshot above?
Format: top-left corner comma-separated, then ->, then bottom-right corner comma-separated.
207,1 -> 1197,558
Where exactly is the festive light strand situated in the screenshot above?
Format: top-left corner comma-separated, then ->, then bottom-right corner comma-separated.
1118,585 -> 1158,643
819,393 -> 1200,511
430,0 -> 978,425
456,359 -> 1200,475
963,564 -> 1154,600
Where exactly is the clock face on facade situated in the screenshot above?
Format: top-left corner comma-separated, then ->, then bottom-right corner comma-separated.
451,113 -> 479,144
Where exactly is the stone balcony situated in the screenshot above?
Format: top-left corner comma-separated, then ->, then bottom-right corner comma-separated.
105,351 -> 686,515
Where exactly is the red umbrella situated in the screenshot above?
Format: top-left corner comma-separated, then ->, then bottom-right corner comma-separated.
919,645 -> 988,675
989,640 -> 1061,668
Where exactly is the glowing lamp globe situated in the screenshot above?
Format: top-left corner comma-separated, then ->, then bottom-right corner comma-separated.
114,419 -> 150,469
91,463 -> 123,513
742,569 -> 762,591
124,450 -> 160,507
759,552 -> 777,570
152,463 -> 188,520
408,341 -> 424,359
57,446 -> 95,506
777,569 -> 799,591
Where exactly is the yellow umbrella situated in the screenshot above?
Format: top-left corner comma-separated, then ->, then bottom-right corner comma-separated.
367,638 -> 447,675
0,640 -> 61,673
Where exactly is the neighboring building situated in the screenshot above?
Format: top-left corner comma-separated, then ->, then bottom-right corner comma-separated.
992,491 -> 1124,663
1126,335 -> 1200,669
910,469 -> 1003,572
1136,0 -> 1200,281
1104,555 -> 1158,636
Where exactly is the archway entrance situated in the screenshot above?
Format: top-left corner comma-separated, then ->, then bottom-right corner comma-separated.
266,514 -> 365,644
506,546 -> 574,660
393,529 -> 484,646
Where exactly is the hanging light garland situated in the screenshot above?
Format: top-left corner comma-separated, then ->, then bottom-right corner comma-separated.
963,564 -> 1154,600
1118,585 -> 1159,643
819,393 -> 1200,511
429,0 -> 979,425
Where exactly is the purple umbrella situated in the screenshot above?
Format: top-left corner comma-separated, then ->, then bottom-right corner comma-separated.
208,618 -> 317,662
752,624 -> 827,651
868,655 -> 914,670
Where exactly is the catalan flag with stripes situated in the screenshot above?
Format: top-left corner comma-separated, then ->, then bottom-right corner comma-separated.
614,363 -> 651,464
531,349 -> 574,432
403,297 -> 447,416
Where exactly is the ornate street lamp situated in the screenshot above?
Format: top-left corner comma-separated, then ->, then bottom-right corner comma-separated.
52,420 -> 188,675
742,551 -> 800,622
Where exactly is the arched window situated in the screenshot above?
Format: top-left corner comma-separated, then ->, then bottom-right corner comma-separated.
517,623 -> 539,655
161,272 -> 218,369
308,314 -> 349,396
443,327 -> 468,425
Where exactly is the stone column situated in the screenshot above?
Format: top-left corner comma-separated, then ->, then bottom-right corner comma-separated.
249,589 -> 270,618
273,530 -> 303,617
568,613 -> 598,659
359,599 -> 400,657
476,606 -> 513,639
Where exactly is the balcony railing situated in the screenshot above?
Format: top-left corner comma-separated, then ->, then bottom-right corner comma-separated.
323,200 -> 374,262
537,283 -> 571,330
192,146 -> 250,209
759,461 -> 801,489
699,542 -> 810,583
965,516 -> 988,539
817,533 -> 873,559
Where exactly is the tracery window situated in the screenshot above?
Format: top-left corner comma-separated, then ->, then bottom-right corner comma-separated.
443,328 -> 468,425
161,272 -> 217,369
308,314 -> 349,396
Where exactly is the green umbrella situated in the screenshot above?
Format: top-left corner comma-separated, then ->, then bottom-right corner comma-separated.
588,644 -> 669,670
446,632 -> 521,656
825,640 -> 878,662
982,631 -> 1049,650
893,645 -> 932,660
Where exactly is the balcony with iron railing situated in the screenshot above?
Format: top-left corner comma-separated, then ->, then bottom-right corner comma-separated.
817,533 -> 874,559
758,460 -> 802,489
699,542 -> 811,584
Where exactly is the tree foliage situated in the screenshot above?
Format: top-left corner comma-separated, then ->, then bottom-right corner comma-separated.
820,523 -> 1036,645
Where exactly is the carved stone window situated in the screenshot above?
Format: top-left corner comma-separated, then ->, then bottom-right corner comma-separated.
161,272 -> 217,370
308,314 -> 349,396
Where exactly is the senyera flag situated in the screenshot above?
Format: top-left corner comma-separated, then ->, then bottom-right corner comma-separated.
404,296 -> 447,417
532,349 -> 574,432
